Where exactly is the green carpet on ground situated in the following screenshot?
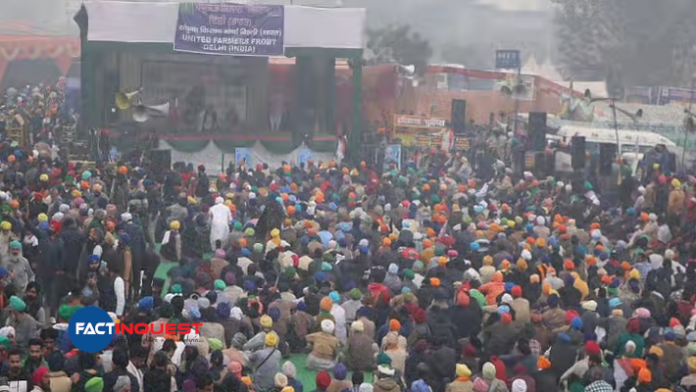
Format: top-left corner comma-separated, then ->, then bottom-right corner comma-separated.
288,354 -> 374,387
152,251 -> 374,387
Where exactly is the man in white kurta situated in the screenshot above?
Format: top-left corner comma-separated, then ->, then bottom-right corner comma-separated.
209,197 -> 232,251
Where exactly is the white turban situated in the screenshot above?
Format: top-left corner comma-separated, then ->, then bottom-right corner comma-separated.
512,379 -> 527,392
0,326 -> 15,338
321,319 -> 335,334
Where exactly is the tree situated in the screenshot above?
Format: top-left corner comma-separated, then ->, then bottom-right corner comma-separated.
365,24 -> 433,73
552,0 -> 696,90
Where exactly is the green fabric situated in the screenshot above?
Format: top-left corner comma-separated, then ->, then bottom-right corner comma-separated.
260,140 -> 302,154
165,139 -> 210,153
212,139 -> 255,153
614,333 -> 645,358
469,289 -> 487,308
306,139 -> 337,153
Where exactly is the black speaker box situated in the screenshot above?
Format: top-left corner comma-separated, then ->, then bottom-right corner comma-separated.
599,143 -> 616,175
571,136 -> 586,169
528,112 -> 547,150
451,99 -> 467,135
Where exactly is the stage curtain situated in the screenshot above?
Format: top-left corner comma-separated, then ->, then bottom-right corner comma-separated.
164,139 -> 209,153
212,139 -> 255,153
260,139 -> 302,154
307,139 -> 337,153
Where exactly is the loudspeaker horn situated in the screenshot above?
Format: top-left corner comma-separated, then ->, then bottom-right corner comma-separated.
132,102 -> 170,123
400,64 -> 416,75
115,88 -> 142,110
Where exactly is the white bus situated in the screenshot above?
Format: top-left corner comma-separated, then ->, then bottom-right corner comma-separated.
548,125 -> 678,173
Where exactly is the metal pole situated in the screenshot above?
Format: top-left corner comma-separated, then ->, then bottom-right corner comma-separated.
611,101 -> 622,184
683,77 -> 695,167
513,65 -> 521,137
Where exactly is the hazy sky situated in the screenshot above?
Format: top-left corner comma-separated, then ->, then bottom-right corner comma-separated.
476,0 -> 549,11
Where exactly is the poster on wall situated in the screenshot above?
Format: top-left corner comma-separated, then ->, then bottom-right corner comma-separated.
658,87 -> 696,108
384,144 -> 402,171
235,147 -> 253,167
174,3 -> 285,57
393,115 -> 448,147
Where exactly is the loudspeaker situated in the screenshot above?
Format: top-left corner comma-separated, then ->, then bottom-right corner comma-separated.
668,152 -> 677,173
545,151 -> 556,175
451,99 -> 467,135
150,149 -> 172,182
534,151 -> 546,176
599,143 -> 616,175
528,112 -> 547,150
571,136 -> 586,169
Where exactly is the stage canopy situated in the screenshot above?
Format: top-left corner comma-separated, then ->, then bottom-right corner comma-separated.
79,1 -> 365,54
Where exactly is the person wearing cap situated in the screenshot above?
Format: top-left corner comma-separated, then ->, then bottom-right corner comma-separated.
249,332 -> 282,392
84,377 -> 104,392
306,319 -> 340,371
160,220 -> 182,263
373,363 -> 401,392
5,241 -> 34,293
341,288 -> 363,325
7,296 -> 37,347
326,363 -> 351,392
30,365 -> 50,392
243,314 -> 274,352
559,340 -> 603,383
344,320 -> 377,372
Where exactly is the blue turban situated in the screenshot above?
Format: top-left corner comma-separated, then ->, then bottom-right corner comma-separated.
608,298 -> 622,308
216,302 -> 230,319
329,291 -> 340,303
547,294 -> 559,308
267,307 -> 281,322
497,305 -> 510,315
138,296 -> 154,312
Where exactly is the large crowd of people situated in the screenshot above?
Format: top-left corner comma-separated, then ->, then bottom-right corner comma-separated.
1,81 -> 696,392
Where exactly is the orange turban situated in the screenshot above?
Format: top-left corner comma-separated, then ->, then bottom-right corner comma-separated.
637,368 -> 651,384
320,297 -> 333,312
542,283 -> 551,295
501,313 -> 512,324
457,292 -> 470,306
389,319 -> 401,332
